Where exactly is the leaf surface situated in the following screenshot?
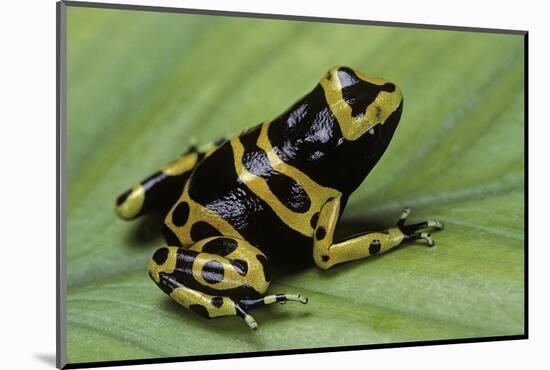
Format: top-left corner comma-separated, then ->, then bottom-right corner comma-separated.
66,7 -> 525,364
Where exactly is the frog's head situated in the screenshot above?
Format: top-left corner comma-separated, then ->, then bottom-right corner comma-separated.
322,65 -> 403,143
320,66 -> 404,193
268,66 -> 403,195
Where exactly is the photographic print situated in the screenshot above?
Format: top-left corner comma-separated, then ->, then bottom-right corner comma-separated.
58,1 -> 526,367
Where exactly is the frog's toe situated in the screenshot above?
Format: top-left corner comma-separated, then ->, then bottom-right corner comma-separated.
240,293 -> 308,308
288,294 -> 308,304
396,207 -> 412,226
401,231 -> 436,247
244,312 -> 258,330
401,219 -> 444,234
277,294 -> 308,305
234,304 -> 259,330
394,207 -> 444,247
395,207 -> 444,230
429,220 -> 444,230
235,293 -> 308,329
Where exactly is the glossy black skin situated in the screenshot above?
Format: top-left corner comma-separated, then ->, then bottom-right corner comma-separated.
178,68 -> 403,263
269,71 -> 402,197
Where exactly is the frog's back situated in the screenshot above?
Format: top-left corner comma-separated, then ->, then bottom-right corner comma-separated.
164,122 -> 332,263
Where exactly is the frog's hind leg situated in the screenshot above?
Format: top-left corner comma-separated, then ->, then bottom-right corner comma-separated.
148,237 -> 307,329
313,199 -> 444,270
115,148 -> 204,220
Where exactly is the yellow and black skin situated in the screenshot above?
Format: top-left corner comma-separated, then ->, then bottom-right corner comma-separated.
115,66 -> 444,329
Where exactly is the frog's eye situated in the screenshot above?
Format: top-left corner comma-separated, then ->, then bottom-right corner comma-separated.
337,67 -> 362,89
324,68 -> 339,86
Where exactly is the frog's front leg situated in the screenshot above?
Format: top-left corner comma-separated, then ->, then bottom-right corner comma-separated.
313,198 -> 444,270
147,237 -> 307,329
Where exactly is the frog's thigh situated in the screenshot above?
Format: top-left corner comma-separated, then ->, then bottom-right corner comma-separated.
186,237 -> 273,296
312,198 -> 405,270
114,149 -> 203,220
147,237 -> 307,329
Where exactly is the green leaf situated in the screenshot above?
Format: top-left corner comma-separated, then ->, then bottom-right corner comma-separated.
65,6 -> 525,364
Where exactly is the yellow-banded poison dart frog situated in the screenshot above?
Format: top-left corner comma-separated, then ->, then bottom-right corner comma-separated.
115,66 -> 444,329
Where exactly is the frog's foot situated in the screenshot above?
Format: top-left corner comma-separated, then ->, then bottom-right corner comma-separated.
149,238 -> 309,330
396,207 -> 444,247
237,294 -> 308,330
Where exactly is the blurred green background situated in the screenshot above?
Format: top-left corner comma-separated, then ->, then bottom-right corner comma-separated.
66,5 -> 525,365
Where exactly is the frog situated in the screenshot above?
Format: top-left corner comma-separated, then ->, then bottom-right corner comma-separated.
114,66 -> 444,330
